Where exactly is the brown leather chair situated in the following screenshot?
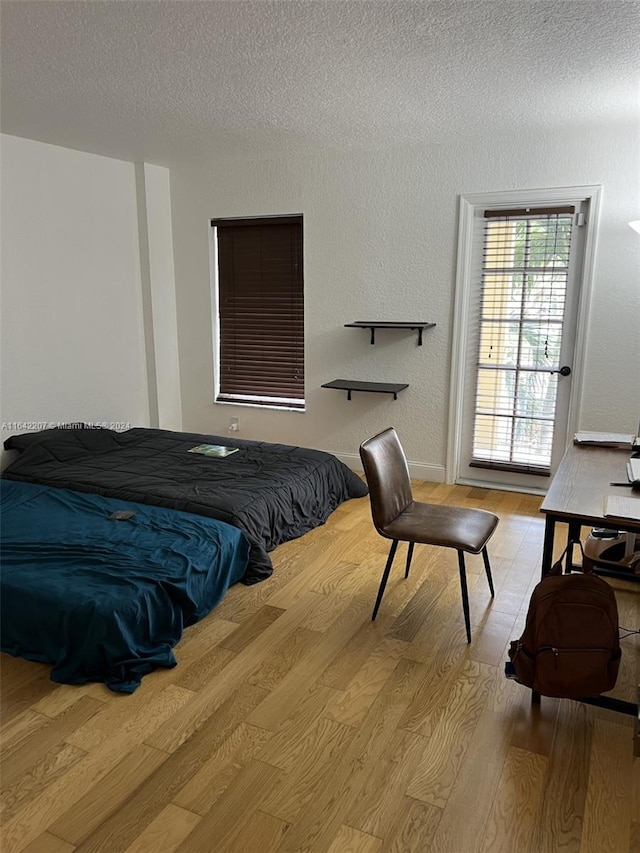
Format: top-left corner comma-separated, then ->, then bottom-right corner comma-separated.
359,427 -> 498,643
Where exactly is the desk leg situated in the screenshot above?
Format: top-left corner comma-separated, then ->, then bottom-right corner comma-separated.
533,515 -> 556,706
541,515 -> 556,579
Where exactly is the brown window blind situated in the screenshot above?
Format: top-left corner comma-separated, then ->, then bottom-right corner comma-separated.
213,216 -> 304,409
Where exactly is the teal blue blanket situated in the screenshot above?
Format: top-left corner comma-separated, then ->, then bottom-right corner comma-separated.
0,481 -> 249,692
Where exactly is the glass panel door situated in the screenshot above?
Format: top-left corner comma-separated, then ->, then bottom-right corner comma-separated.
471,212 -> 573,475
452,190 -> 594,493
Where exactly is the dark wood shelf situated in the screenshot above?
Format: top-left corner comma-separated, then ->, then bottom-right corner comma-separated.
321,379 -> 409,401
344,321 -> 436,345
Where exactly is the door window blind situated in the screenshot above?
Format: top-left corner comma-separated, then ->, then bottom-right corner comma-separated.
470,206 -> 574,474
213,216 -> 304,409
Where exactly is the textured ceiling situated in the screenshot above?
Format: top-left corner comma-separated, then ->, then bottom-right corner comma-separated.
1,0 -> 638,166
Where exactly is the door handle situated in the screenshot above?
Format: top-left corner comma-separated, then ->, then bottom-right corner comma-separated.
550,365 -> 572,376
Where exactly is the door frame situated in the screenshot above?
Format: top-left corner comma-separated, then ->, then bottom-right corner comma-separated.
447,185 -> 603,490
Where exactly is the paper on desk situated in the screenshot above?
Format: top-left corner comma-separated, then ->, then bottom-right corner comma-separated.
574,432 -> 635,447
603,495 -> 640,521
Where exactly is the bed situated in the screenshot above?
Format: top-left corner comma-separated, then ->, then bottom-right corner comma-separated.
0,480 -> 250,692
2,426 -> 368,583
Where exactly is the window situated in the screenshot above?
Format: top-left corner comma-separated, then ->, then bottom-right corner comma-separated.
212,216 -> 304,410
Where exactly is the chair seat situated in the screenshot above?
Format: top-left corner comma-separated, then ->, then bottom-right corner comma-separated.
381,501 -> 498,554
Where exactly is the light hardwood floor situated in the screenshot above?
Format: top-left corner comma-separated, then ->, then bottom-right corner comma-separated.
1,481 -> 638,852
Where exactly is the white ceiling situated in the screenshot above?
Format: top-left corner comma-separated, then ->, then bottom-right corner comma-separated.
1,0 -> 638,166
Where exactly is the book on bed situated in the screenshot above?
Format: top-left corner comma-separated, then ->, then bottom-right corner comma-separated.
188,444 -> 239,457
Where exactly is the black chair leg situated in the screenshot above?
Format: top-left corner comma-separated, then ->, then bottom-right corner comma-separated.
372,539 -> 399,621
482,547 -> 495,597
404,542 -> 414,578
457,550 -> 472,644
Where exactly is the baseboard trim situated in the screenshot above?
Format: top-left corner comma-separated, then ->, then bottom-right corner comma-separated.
454,477 -> 547,496
334,452 -> 446,484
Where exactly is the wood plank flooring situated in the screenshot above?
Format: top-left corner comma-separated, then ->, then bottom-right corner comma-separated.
1,481 -> 638,852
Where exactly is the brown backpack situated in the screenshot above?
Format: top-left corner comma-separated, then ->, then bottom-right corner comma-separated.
508,543 -> 621,699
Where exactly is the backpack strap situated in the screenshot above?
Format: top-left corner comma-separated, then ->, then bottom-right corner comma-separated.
550,538 -> 586,576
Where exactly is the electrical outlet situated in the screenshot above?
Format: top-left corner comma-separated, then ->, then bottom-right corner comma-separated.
229,418 -> 239,432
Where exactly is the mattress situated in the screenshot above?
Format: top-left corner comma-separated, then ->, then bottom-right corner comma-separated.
3,426 -> 368,582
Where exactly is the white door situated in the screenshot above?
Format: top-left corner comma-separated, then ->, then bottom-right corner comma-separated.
449,187 -> 601,492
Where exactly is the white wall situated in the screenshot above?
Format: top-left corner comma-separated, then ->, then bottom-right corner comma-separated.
5,125 -> 635,480
135,162 -> 182,431
169,121 -> 640,473
1,134 -> 150,460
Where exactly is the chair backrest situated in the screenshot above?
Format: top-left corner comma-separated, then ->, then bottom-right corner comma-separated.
359,427 -> 413,533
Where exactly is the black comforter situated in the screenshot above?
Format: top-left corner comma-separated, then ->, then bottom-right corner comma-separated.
3,427 -> 368,582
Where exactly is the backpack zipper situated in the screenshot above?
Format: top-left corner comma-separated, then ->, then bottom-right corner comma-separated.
538,645 -> 612,661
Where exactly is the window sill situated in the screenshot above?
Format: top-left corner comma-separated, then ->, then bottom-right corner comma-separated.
215,398 -> 306,413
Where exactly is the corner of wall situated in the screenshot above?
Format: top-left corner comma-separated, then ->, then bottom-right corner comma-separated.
135,162 -> 183,431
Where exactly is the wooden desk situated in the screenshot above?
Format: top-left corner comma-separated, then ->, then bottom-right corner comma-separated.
540,443 -> 640,579
538,443 -> 639,721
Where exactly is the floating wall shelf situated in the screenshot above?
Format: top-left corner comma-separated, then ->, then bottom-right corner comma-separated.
322,321 -> 434,402
344,321 -> 436,345
321,379 -> 409,401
